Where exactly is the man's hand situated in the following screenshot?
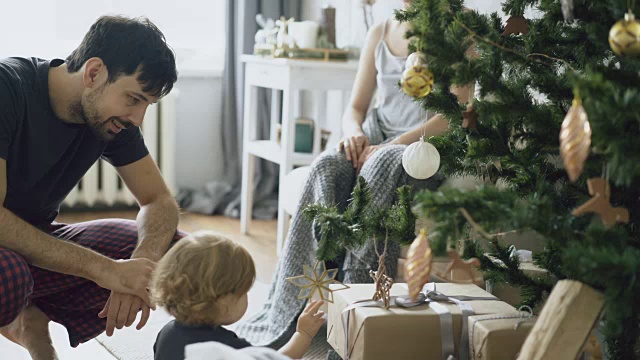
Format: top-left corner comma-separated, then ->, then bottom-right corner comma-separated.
93,258 -> 156,307
99,291 -> 152,336
356,144 -> 384,175
337,131 -> 370,169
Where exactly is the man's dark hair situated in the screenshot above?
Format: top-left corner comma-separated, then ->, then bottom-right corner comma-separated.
67,15 -> 177,98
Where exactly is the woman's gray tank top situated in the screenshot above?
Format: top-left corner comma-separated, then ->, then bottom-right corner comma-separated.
373,19 -> 431,140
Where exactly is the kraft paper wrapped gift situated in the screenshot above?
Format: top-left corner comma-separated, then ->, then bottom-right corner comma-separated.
468,313 -> 536,360
327,283 -> 515,360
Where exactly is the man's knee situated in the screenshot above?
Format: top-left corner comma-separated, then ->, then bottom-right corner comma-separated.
62,219 -> 185,257
0,249 -> 33,327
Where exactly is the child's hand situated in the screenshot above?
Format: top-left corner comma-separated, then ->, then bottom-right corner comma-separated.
296,300 -> 325,339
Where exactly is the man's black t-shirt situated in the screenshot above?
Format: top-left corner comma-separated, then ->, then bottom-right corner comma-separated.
153,320 -> 252,360
0,57 -> 149,226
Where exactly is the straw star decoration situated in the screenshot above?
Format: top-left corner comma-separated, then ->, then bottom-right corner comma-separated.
286,260 -> 349,303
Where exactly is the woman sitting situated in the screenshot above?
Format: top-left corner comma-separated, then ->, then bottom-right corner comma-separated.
237,1 -> 470,347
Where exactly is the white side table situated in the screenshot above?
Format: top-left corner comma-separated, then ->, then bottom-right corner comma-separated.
240,55 -> 358,256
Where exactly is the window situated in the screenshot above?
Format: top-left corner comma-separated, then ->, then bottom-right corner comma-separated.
0,0 -> 226,75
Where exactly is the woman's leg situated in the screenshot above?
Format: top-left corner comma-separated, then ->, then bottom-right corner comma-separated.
236,149 -> 356,346
342,144 -> 442,283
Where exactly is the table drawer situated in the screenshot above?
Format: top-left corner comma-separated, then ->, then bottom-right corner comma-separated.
245,63 -> 289,89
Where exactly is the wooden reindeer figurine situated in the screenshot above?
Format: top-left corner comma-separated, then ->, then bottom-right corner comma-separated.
437,250 -> 483,284
370,235 -> 394,309
572,178 -> 629,227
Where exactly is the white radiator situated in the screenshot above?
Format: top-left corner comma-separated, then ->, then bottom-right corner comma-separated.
64,90 -> 178,208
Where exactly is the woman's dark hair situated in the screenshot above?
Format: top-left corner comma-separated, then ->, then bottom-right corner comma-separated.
67,15 -> 177,98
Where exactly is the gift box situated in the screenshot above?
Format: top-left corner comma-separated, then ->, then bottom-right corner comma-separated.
468,313 -> 536,360
327,283 -> 515,360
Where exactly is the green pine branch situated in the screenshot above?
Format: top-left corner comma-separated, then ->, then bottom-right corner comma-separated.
303,177 -> 417,262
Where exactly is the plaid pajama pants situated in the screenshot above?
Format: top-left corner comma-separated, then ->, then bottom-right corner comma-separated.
0,219 -> 186,347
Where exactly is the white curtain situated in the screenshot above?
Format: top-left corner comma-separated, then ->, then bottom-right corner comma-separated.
178,0 -> 301,218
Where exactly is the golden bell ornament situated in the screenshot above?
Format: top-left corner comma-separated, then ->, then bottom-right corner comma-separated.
401,65 -> 434,98
609,11 -> 640,57
404,228 -> 433,301
560,96 -> 592,182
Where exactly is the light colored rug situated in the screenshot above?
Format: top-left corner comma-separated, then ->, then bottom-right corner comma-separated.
95,282 -> 332,360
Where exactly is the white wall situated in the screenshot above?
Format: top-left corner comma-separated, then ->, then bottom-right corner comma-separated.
301,0 -> 404,49
0,0 -> 226,73
466,0 -> 504,14
465,0 -> 540,18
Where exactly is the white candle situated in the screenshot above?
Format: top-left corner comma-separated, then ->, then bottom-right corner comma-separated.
288,21 -> 319,49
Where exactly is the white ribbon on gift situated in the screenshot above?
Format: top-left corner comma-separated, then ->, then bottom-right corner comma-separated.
340,283 -> 498,360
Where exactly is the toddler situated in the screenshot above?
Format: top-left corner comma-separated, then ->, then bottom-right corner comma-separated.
151,231 -> 325,360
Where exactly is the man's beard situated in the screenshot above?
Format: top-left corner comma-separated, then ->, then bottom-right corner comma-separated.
82,107 -> 115,142
70,89 -> 115,142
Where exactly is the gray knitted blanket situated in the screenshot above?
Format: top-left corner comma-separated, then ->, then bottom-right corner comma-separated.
235,116 -> 442,354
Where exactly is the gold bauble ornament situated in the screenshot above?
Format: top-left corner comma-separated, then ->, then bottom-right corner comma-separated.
401,52 -> 434,98
609,12 -> 640,57
560,95 -> 592,183
404,228 -> 433,301
401,66 -> 434,98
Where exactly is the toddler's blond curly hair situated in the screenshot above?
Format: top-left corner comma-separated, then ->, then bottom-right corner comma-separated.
151,231 -> 255,325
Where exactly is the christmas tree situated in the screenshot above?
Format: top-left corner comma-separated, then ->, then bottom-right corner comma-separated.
303,177 -> 416,262
397,0 -> 640,357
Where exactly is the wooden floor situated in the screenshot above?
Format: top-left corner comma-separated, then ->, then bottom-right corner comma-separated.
56,210 -> 279,283
0,211 -> 278,360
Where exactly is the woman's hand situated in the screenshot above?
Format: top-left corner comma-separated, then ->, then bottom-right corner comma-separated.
337,131 -> 370,169
356,144 -> 385,175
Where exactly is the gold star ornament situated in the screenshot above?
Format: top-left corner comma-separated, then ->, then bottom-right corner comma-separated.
286,260 -> 349,303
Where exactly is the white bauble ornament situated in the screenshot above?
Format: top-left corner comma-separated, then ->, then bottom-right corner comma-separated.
405,51 -> 428,69
402,137 -> 440,179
